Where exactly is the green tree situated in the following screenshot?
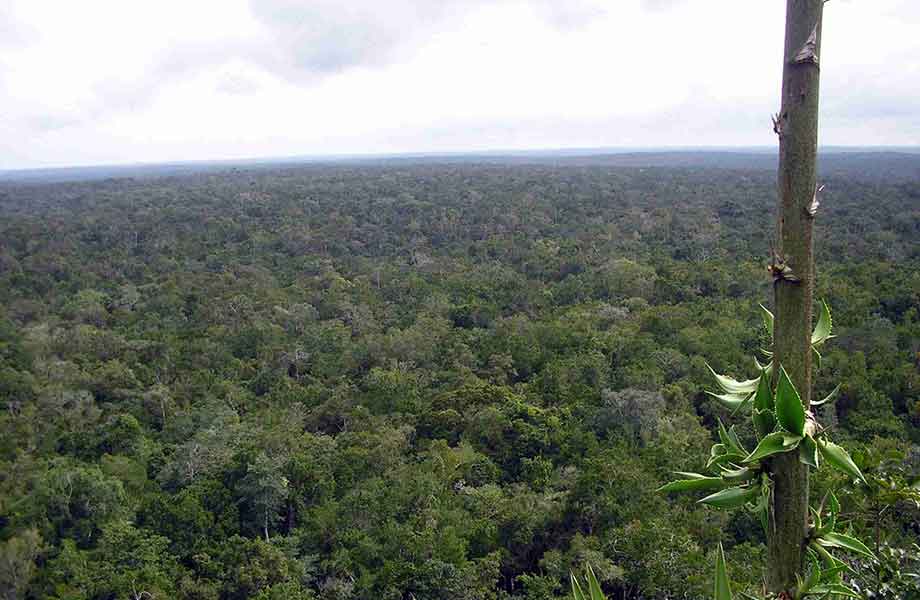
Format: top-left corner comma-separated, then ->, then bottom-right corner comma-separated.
239,452 -> 288,542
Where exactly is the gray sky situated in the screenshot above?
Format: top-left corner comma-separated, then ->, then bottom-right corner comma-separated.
1,0 -> 918,169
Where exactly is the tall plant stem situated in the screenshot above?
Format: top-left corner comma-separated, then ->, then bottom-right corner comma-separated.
769,0 -> 824,593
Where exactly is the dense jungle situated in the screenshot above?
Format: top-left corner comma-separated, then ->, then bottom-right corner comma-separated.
0,153 -> 918,599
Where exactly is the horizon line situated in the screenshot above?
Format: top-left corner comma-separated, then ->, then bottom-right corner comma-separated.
3,144 -> 920,176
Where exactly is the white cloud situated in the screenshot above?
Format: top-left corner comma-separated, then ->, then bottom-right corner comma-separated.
0,0 -> 917,169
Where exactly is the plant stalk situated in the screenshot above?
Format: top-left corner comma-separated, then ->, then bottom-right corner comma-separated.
769,0 -> 824,593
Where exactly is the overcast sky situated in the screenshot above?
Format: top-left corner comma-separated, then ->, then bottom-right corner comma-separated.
1,0 -> 918,169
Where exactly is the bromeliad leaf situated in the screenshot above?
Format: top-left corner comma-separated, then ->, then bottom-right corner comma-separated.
806,583 -> 860,599
775,366 -> 806,436
753,370 -> 773,411
800,564 -> 821,597
570,565 -> 607,600
816,532 -> 876,560
782,433 -> 803,448
812,345 -> 823,370
714,542 -> 733,600
706,443 -> 746,471
586,565 -> 606,600
744,431 -> 799,463
818,564 -> 849,583
749,373 -> 776,447
752,408 -> 776,440
811,300 -> 834,346
810,541 -> 855,575
718,465 -> 756,483
817,439 -> 868,485
707,364 -> 760,395
699,485 -> 760,509
759,303 -> 774,340
706,391 -> 752,413
811,384 -> 841,407
799,435 -> 819,469
826,490 -> 840,516
571,574 -> 586,600
658,474 -> 728,493
718,420 -> 748,456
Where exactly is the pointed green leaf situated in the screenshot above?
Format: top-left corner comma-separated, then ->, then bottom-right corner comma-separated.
727,427 -> 746,455
674,471 -> 716,480
706,391 -> 751,412
714,542 -> 733,600
744,431 -> 798,463
752,408 -> 776,440
802,563 -> 821,593
775,366 -> 805,436
586,565 -> 606,600
707,453 -> 746,471
706,443 -> 746,471
707,364 -> 760,395
812,345 -> 823,370
810,506 -> 823,536
807,584 -> 860,599
717,419 -> 732,447
571,573 -> 587,600
818,510 -> 836,537
782,433 -> 803,447
658,475 -> 727,494
811,384 -> 841,407
717,420 -> 747,455
699,485 -> 760,509
816,532 -> 876,560
808,540 -> 855,582
753,371 -> 773,411
810,541 -> 855,575
818,564 -> 848,583
759,303 -> 774,339
719,466 -> 756,483
826,490 -> 840,516
799,435 -> 819,469
811,300 -> 833,346
817,439 -> 868,485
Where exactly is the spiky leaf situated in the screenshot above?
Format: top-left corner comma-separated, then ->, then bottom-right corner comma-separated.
782,433 -> 803,448
816,532 -> 876,560
817,439 -> 868,485
707,364 -> 760,395
571,574 -> 587,600
714,542 -> 733,600
811,384 -> 841,407
706,391 -> 752,412
658,475 -> 727,494
718,466 -> 756,483
699,485 -> 760,509
775,366 -> 805,436
799,435 -> 819,469
807,584 -> 860,599
753,371 -> 773,411
717,420 -> 747,455
811,300 -> 833,346
744,431 -> 798,463
810,541 -> 854,575
759,304 -> 774,340
706,443 -> 746,471
752,408 -> 776,440
586,565 -> 606,600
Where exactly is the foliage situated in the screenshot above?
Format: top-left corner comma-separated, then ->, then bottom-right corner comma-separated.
0,160 -> 916,599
